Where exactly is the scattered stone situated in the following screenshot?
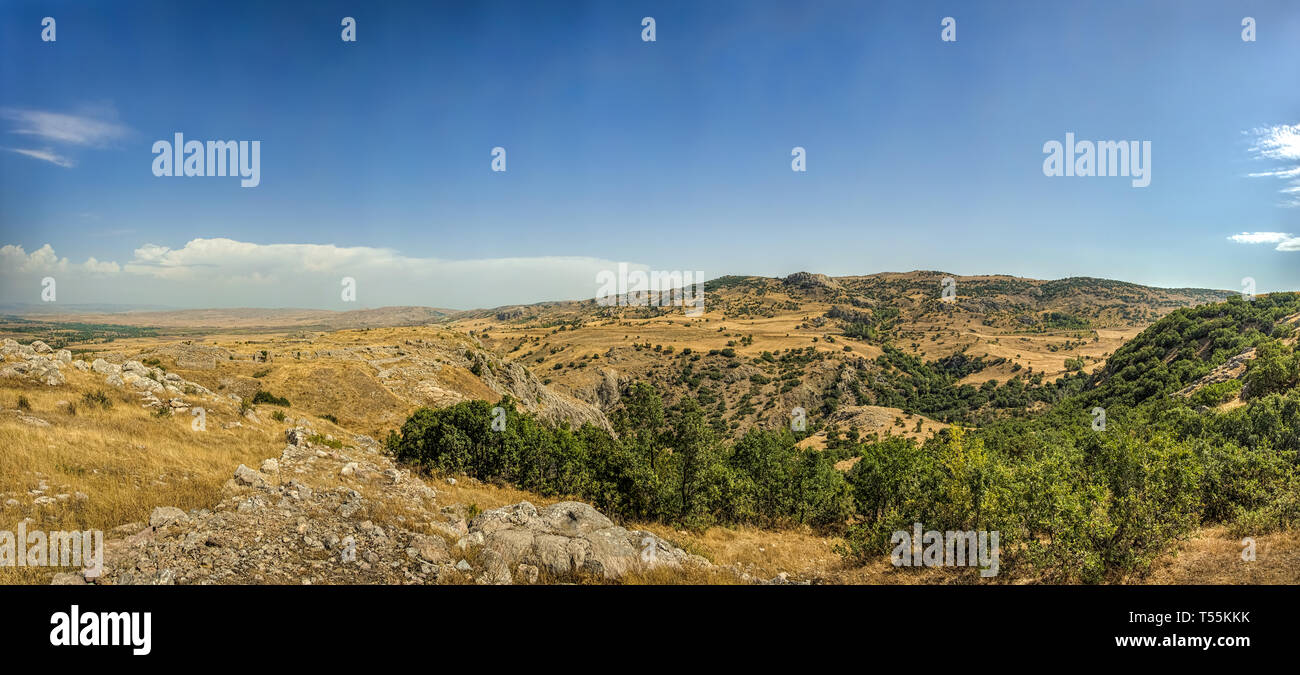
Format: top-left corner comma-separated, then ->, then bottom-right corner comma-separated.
409,534 -> 451,564
233,464 -> 268,488
150,506 -> 188,529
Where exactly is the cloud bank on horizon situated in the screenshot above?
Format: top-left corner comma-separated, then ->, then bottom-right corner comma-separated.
0,238 -> 658,310
2,231 -> 1293,311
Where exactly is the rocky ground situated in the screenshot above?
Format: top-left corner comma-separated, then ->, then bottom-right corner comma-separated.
49,425 -> 734,585
3,337 -> 804,585
2,337 -> 221,414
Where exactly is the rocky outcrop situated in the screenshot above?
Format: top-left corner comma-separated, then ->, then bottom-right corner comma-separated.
481,358 -> 613,432
365,336 -> 613,432
59,426 -> 707,585
1174,348 -> 1256,399
464,501 -> 709,583
783,271 -> 841,292
0,340 -> 218,412
1,339 -> 67,385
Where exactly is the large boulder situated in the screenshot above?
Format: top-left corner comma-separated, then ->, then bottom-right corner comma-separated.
465,501 -> 708,581
91,359 -> 121,375
1,358 -> 64,386
536,501 -> 614,535
31,362 -> 65,386
149,506 -> 189,529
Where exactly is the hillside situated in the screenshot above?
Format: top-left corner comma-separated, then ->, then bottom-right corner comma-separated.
454,271 -> 1228,437
2,275 -> 1296,586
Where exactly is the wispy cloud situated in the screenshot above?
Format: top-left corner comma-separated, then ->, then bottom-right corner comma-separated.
1227,231 -> 1300,251
1,107 -> 129,147
1,106 -> 130,168
1246,124 -> 1300,206
4,147 -> 76,168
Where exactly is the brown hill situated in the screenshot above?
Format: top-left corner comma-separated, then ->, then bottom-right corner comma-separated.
452,272 -> 1228,435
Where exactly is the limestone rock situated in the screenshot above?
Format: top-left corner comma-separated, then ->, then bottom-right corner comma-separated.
150,506 -> 188,529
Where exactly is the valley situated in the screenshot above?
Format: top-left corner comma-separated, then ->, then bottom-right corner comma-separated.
2,271 -> 1296,585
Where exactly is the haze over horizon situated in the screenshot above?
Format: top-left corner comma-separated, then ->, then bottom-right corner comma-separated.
0,267 -> 1255,315
3,0 -> 1299,310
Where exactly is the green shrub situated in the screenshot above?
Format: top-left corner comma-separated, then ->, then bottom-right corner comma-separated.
80,391 -> 113,410
1189,379 -> 1242,407
308,433 -> 343,449
251,390 -> 290,407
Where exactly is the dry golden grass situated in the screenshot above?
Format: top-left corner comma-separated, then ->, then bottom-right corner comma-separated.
0,367 -> 309,583
1136,526 -> 1300,585
632,521 -> 843,581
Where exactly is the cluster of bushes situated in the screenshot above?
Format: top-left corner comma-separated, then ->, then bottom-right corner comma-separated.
251,390 -> 290,406
837,407 -> 1204,582
386,383 -> 849,530
861,345 -> 1061,423
831,375 -> 1300,582
1040,312 -> 1091,330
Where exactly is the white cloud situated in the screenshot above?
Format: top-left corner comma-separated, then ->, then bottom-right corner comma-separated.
1247,124 -> 1300,206
0,238 -> 670,309
0,244 -> 68,273
1,107 -> 129,147
5,147 -> 76,168
82,257 -> 121,275
1228,231 -> 1292,244
1,106 -> 130,169
1228,231 -> 1300,251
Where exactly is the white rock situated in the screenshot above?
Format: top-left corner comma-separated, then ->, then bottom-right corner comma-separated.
91,359 -> 121,375
149,506 -> 188,528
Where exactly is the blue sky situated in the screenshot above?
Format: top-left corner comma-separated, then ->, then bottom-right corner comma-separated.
2,0 -> 1299,309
